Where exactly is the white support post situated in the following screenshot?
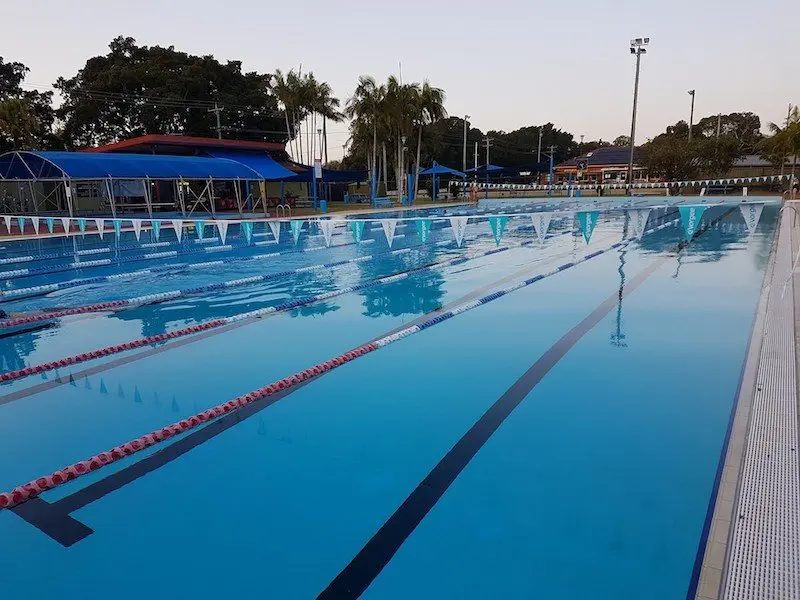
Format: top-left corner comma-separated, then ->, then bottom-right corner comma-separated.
105,178 -> 117,219
143,178 -> 154,218
63,179 -> 74,217
234,179 -> 244,217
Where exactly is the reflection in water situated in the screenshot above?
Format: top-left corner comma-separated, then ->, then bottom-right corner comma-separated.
610,213 -> 629,348
672,253 -> 684,280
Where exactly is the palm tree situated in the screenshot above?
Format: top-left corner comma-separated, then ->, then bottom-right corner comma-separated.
346,76 -> 384,182
763,104 -> 800,178
411,81 -> 447,201
314,82 -> 343,165
384,76 -> 419,199
271,69 -> 298,160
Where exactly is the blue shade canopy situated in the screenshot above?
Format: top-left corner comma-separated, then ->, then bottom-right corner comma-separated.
0,151 -> 262,180
204,150 -> 295,180
419,162 -> 466,178
466,164 -> 503,174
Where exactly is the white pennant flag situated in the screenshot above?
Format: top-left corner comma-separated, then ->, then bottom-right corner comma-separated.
531,212 -> 553,243
131,219 -> 143,241
94,218 -> 105,239
60,217 -> 71,235
30,216 -> 40,234
268,220 -> 281,243
629,209 -> 651,239
449,216 -> 468,247
171,219 -> 183,242
381,219 -> 398,247
319,220 -> 334,247
739,203 -> 764,235
2,215 -> 10,232
216,220 -> 229,244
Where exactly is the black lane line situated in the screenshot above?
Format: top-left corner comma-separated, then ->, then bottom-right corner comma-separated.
315,256 -> 669,600
318,210 -> 728,600
11,497 -> 93,547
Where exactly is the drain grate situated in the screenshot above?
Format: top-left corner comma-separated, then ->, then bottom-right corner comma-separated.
723,214 -> 800,599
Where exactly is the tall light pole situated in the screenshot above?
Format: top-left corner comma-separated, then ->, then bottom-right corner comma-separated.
687,90 -> 695,143
537,127 -> 543,163
462,115 -> 470,172
627,37 -> 649,192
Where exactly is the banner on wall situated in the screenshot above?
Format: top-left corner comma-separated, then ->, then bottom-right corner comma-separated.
577,211 -> 599,244
416,218 -> 431,243
489,216 -> 508,246
628,209 -> 651,240
241,221 -> 253,244
531,212 -> 552,243
151,220 -> 161,242
351,220 -> 365,243
268,220 -> 281,244
739,203 -> 764,235
131,219 -> 142,241
381,218 -> 398,247
449,216 -> 468,247
172,220 -> 183,242
678,205 -> 707,241
290,219 -> 304,245
94,218 -> 105,239
214,220 -> 228,244
318,220 -> 334,247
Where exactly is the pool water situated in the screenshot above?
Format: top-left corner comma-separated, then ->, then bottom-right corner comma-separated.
0,198 -> 779,599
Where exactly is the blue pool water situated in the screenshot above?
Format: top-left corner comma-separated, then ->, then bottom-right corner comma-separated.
0,198 -> 779,599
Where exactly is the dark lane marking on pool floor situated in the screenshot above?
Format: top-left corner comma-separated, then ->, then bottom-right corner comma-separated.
318,210 -> 729,600
7,231 -> 615,545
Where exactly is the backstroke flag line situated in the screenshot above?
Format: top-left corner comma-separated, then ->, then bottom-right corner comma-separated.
577,211 -> 599,244
61,217 -> 71,236
240,221 -> 253,244
628,209 -> 651,240
151,220 -> 161,242
30,216 -> 40,235
172,220 -> 184,242
2,216 -> 10,232
194,220 -> 205,240
416,218 -> 431,243
531,212 -> 552,243
381,219 -> 398,247
449,216 -> 468,247
94,218 -> 104,239
46,217 -> 55,234
739,203 -> 764,235
489,216 -> 508,246
678,205 -> 707,241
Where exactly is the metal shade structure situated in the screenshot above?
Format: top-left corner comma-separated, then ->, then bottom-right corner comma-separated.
419,161 -> 466,201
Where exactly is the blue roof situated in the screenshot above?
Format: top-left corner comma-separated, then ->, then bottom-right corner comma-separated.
0,151 -> 262,180
419,162 -> 466,178
204,149 -> 295,180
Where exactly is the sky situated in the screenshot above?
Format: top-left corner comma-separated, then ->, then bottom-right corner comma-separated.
2,0 -> 797,161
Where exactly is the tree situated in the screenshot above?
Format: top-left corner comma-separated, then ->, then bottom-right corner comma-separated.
55,36 -> 284,148
345,75 -> 384,180
0,56 -> 58,152
613,135 -> 630,147
695,112 -> 762,153
411,81 -> 446,201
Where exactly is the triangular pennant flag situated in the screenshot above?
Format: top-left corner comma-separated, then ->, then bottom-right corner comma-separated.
99,379 -> 108,394
319,220 -> 334,247
488,216 -> 508,246
172,219 -> 183,242
46,217 -> 55,234
171,395 -> 180,412
77,218 -> 87,236
351,220 -> 365,243
381,219 -> 398,247
628,209 -> 651,240
739,203 -> 764,235
112,219 -> 122,240
531,213 -> 553,243
290,220 -> 304,245
2,215 -> 10,232
60,217 -> 71,236
241,221 -> 253,244
84,375 -> 92,390
151,220 -> 161,242
416,219 -> 431,243
268,220 -> 281,243
449,216 -> 468,247
195,220 -> 206,240
577,211 -> 599,244
134,386 -> 142,403
94,218 -> 104,239
54,368 -> 61,383
16,216 -> 26,234
131,219 -> 142,241
678,206 -> 708,241
30,216 -> 40,234
41,371 -> 48,380
117,383 -> 125,398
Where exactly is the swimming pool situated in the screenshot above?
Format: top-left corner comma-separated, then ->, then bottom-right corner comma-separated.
0,197 -> 779,599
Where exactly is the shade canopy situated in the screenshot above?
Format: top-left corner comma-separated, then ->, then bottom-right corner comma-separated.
419,161 -> 466,178
204,149 -> 295,180
0,151 -> 262,180
466,164 -> 504,174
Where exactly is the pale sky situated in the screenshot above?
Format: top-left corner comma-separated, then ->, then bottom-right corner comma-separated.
2,0 -> 796,160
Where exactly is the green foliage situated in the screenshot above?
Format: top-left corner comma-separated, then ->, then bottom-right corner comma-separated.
0,57 -> 58,152
55,36 -> 284,148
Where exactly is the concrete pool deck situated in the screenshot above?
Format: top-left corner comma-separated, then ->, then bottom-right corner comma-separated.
694,203 -> 800,600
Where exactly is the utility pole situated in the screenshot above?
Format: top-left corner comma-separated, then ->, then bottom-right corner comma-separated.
627,37 -> 649,193
544,145 -> 557,198
687,90 -> 695,143
483,136 -> 493,199
462,115 -> 470,172
537,127 -> 543,163
208,102 -> 224,139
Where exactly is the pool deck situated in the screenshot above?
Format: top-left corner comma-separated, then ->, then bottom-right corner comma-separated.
695,203 -> 800,600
